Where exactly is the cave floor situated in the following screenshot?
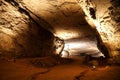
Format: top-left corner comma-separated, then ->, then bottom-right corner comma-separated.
0,58 -> 120,80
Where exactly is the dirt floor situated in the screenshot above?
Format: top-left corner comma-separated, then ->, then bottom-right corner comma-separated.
0,57 -> 120,80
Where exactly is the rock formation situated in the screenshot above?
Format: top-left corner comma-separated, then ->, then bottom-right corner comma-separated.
79,0 -> 120,63
0,0 -> 55,58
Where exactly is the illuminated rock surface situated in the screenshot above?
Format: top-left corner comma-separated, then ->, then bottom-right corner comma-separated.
0,0 -> 120,63
79,0 -> 120,63
0,0 -> 55,57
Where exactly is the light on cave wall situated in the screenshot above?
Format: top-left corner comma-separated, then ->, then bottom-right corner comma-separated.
54,28 -> 105,58
54,30 -> 80,40
85,16 -> 101,32
85,16 -> 95,28
61,40 -> 105,58
0,26 -> 16,36
61,50 -> 69,58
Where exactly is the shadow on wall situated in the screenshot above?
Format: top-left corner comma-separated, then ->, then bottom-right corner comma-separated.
0,0 -> 56,58
0,20 -> 55,58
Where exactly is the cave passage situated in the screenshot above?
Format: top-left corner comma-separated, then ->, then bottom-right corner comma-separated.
61,37 -> 105,58
0,0 -> 120,80
0,0 -> 107,59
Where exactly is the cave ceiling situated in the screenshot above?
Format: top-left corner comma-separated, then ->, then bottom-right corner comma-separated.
18,0 -> 95,40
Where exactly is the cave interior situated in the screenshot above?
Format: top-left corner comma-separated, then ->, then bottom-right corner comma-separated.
0,0 -> 120,80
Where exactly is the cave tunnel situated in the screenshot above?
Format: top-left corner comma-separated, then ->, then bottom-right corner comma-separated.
0,0 -> 120,80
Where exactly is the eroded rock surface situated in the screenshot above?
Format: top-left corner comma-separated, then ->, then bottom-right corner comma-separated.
79,0 -> 120,63
0,0 -> 55,58
21,0 -> 95,40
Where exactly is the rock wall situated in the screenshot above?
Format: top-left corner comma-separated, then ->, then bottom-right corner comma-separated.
79,0 -> 120,63
0,0 -> 55,58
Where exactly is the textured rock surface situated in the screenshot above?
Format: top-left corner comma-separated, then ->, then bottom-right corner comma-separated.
0,0 -> 96,58
0,0 -> 55,58
79,0 -> 120,63
21,0 -> 95,40
1,0 -> 120,63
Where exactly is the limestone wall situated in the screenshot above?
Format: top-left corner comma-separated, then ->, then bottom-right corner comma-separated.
0,0 -> 55,58
79,0 -> 120,63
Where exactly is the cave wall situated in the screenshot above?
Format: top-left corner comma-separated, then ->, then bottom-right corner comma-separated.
0,0 -> 55,58
79,0 -> 120,63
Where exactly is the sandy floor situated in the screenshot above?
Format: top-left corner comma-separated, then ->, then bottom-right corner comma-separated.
0,58 -> 120,80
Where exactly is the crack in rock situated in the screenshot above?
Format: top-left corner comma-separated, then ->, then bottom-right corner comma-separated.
28,69 -> 50,80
